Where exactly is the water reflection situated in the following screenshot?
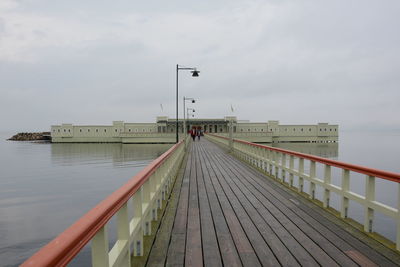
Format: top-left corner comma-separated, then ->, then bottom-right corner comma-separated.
51,143 -> 171,167
0,139 -> 171,267
271,142 -> 338,159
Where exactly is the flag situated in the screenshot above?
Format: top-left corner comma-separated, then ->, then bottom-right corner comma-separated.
160,104 -> 164,112
230,104 -> 234,113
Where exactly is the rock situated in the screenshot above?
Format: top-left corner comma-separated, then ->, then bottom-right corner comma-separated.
7,132 -> 51,141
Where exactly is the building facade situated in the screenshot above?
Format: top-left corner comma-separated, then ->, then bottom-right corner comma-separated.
51,117 -> 338,143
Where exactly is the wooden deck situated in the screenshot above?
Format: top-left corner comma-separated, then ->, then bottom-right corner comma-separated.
141,139 -> 400,266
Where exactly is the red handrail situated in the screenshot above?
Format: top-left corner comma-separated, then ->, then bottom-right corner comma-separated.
207,133 -> 400,183
21,141 -> 184,267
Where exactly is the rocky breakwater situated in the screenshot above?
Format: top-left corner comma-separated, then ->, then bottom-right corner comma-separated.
8,132 -> 51,141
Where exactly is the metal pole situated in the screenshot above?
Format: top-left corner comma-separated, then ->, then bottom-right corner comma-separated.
176,64 -> 179,143
183,97 -> 186,149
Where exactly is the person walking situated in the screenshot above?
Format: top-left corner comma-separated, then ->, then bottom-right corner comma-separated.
197,129 -> 201,141
190,128 -> 196,141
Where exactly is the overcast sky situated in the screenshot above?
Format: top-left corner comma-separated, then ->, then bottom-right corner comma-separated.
1,0 -> 399,132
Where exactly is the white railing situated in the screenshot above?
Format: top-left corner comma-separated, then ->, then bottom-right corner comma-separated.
206,133 -> 400,251
22,140 -> 186,267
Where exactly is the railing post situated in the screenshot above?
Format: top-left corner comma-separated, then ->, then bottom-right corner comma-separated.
132,191 -> 143,256
299,158 -> 304,193
364,175 -> 375,233
91,226 -> 109,267
341,169 -> 350,218
309,161 -> 316,200
275,152 -> 279,179
117,203 -> 131,266
142,181 -> 152,236
281,154 -> 286,183
323,165 -> 331,208
397,183 -> 400,251
289,155 -> 294,187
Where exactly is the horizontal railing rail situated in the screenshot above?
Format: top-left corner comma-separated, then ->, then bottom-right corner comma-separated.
206,133 -> 400,250
22,140 -> 185,267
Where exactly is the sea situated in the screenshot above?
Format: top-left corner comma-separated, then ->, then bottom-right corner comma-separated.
0,131 -> 399,266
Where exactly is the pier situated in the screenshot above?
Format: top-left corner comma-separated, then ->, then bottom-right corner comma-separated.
22,135 -> 400,266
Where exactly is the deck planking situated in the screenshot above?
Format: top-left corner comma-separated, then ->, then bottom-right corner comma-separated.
144,139 -> 400,267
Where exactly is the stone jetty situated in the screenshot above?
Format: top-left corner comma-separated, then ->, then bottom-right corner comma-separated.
8,132 -> 51,141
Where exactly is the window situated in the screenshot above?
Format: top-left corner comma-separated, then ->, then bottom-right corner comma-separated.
309,128 -> 311,131
96,129 -> 98,132
241,129 -> 243,132
320,129 -> 322,131
115,129 -> 117,132
68,129 -> 70,132
301,128 -> 303,131
88,129 -> 90,132
104,129 -> 107,132
53,129 -> 55,132
293,128 -> 295,131
330,129 -> 332,131
325,128 -> 327,131
80,129 -> 82,132
248,129 -> 250,132
58,129 -> 60,132
261,129 -> 263,131
63,129 -> 66,132
129,129 -> 131,132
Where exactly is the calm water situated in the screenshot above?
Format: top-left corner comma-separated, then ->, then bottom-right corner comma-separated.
0,131 -> 399,266
0,133 -> 171,266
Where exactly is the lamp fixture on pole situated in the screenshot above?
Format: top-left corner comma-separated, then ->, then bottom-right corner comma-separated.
183,97 -> 196,138
176,64 -> 200,143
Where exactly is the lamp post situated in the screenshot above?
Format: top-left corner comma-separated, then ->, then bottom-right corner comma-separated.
176,64 -> 200,143
183,97 -> 195,138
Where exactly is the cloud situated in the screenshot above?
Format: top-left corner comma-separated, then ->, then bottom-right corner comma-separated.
0,0 -> 400,131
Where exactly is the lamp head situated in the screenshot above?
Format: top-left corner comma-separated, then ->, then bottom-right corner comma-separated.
191,70 -> 200,77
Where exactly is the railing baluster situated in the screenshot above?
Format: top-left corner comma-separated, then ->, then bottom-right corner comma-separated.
289,155 -> 294,187
309,161 -> 316,199
299,158 -> 304,193
275,152 -> 280,179
364,175 -> 375,233
341,169 -> 350,219
397,183 -> 400,250
132,191 -> 143,256
116,203 -> 131,266
142,181 -> 152,236
91,226 -> 109,267
323,165 -> 331,208
282,154 -> 286,183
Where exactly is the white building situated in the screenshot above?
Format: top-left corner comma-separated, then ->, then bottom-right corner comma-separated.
51,117 -> 338,143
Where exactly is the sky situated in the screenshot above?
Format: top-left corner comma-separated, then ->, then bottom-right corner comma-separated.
1,0 -> 399,132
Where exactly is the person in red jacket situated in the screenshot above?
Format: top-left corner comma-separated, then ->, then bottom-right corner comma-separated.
190,128 -> 196,141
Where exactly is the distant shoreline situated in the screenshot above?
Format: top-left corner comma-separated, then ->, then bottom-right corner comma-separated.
7,132 -> 51,141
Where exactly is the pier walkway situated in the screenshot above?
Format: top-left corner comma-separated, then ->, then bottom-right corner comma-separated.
143,139 -> 399,267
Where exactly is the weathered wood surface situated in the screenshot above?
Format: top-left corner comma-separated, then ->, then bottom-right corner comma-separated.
144,139 -> 400,266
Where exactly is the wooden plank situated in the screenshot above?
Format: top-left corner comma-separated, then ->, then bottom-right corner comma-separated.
185,146 -> 203,267
199,142 -> 319,266
212,140 -> 400,266
198,143 -> 262,267
196,143 -> 243,267
145,145 -> 190,267
193,144 -> 223,267
199,143 -> 285,266
165,150 -> 193,266
214,152 -> 356,267
198,144 -> 301,267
